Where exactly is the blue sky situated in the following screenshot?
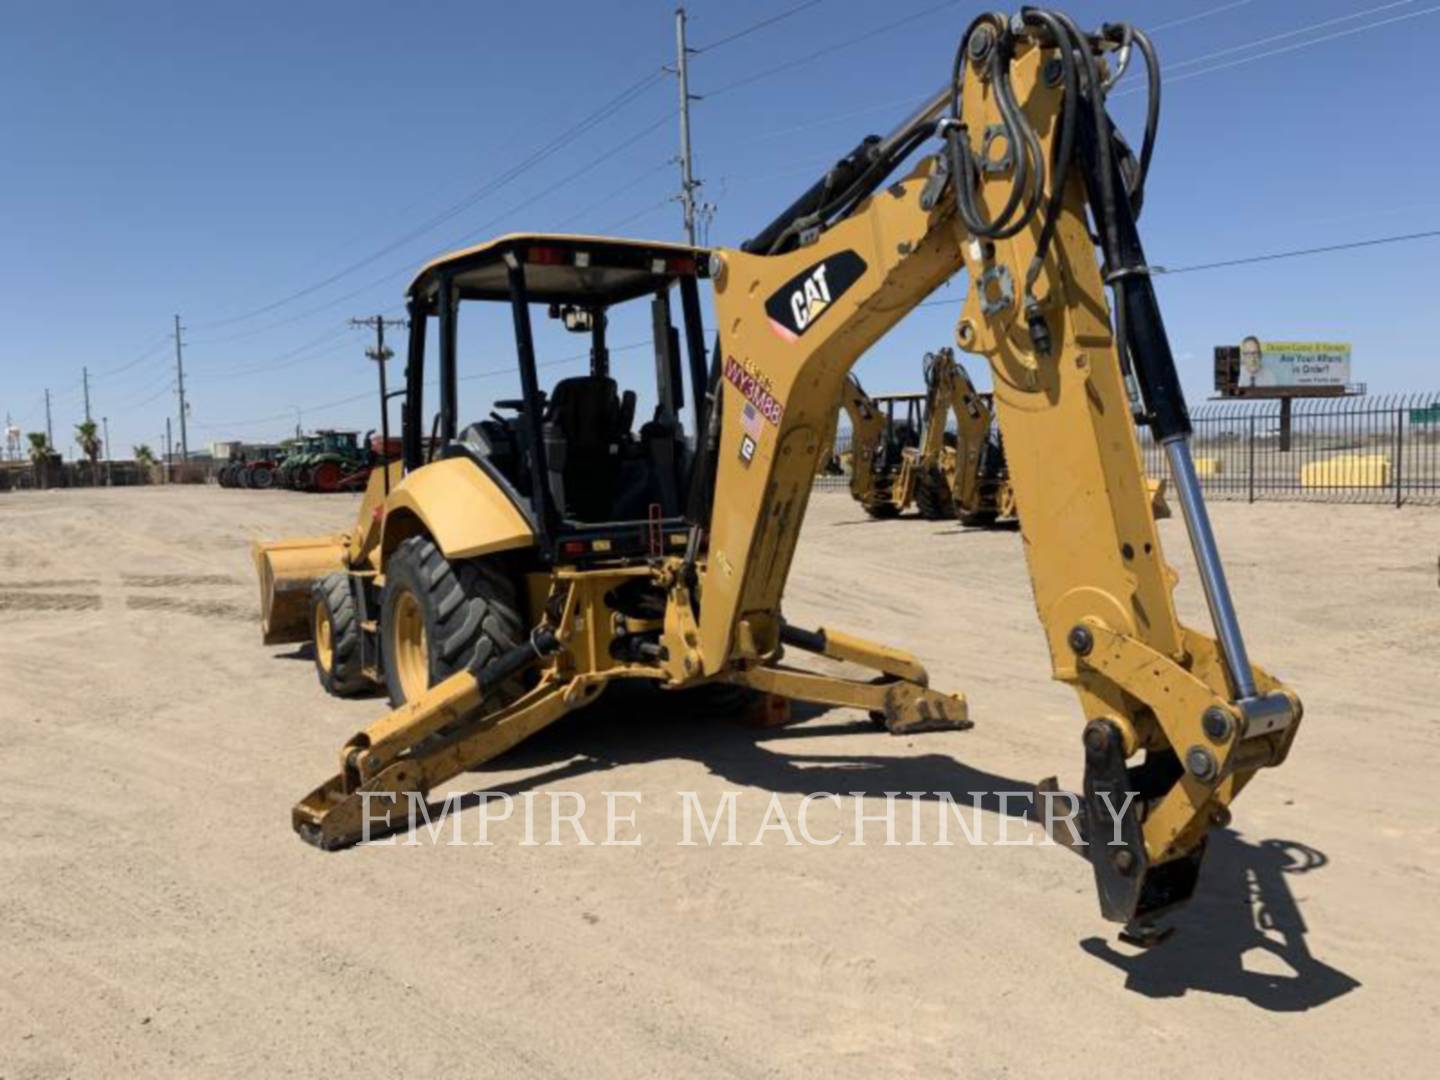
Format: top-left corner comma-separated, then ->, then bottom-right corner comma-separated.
4,0 -> 1438,459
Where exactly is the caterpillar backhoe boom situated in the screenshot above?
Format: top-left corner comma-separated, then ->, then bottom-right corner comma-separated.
280,8 -> 1300,938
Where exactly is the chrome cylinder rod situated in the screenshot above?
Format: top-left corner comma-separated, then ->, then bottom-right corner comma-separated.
1163,436 -> 1258,701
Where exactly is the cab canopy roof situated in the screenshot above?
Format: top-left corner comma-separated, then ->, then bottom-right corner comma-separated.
408,233 -> 708,310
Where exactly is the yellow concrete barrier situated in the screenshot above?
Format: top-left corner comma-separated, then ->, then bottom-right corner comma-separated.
1300,453 -> 1392,489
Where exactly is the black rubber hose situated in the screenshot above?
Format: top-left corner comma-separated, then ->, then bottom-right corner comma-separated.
1019,7 -> 1080,297
948,12 -> 1040,240
1129,26 -> 1162,212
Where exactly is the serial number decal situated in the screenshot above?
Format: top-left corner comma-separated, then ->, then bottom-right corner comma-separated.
725,356 -> 784,426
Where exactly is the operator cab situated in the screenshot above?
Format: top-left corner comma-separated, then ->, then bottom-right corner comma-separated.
402,234 -> 712,562
873,392 -> 925,468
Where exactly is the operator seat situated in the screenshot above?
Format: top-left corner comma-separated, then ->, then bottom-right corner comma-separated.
542,375 -> 635,521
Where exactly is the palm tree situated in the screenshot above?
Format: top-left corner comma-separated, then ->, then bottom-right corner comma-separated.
26,432 -> 50,463
75,419 -> 102,484
133,443 -> 157,483
27,432 -> 54,487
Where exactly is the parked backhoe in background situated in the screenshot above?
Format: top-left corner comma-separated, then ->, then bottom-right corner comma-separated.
253,8 -> 1301,941
911,348 -> 1010,524
820,380 -> 926,518
821,350 -> 1013,525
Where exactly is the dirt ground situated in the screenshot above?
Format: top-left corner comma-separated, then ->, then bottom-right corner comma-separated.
1,484 -> 1436,1078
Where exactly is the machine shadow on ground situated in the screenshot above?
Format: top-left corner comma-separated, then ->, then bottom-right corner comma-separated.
407,685 -> 1359,1013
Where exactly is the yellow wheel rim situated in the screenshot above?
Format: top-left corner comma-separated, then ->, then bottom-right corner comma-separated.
314,602 -> 334,673
391,589 -> 429,702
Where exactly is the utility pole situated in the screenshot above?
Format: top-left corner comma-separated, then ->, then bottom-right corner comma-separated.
173,314 -> 190,462
351,315 -> 407,493
102,415 -> 111,485
83,366 -> 92,424
45,388 -> 54,448
671,7 -> 707,246
165,417 -> 172,467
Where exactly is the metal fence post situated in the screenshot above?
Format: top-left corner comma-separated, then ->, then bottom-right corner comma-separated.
1247,414 -> 1256,504
1395,407 -> 1404,509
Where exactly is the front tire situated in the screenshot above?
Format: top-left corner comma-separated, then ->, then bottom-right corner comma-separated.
380,535 -> 525,708
312,573 -> 368,696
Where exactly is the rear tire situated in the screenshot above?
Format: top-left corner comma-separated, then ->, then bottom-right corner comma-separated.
311,461 -> 342,493
380,535 -> 525,708
914,470 -> 955,520
312,573 -> 368,696
250,465 -> 274,490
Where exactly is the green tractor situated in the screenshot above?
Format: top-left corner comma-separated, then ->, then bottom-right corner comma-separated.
274,436 -> 320,490
299,429 -> 369,493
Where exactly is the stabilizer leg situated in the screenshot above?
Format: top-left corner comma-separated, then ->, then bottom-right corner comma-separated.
727,620 -> 970,734
293,645 -> 584,850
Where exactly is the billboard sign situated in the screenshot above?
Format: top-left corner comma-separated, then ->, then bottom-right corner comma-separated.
1234,338 -> 1351,390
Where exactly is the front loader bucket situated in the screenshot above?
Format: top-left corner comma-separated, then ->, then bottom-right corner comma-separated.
251,535 -> 347,645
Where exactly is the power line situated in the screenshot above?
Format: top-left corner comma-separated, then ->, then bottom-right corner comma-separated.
1149,0 -> 1265,33
915,228 -> 1440,308
123,379 -> 179,412
189,108 -> 676,348
192,68 -> 667,332
110,364 -> 178,410
694,0 -> 825,52
193,335 -> 359,384
91,334 -> 172,380
1115,1 -> 1440,94
601,198 -> 674,233
1156,228 -> 1440,275
1165,0 -> 1421,73
552,159 -> 673,229
197,342 -> 655,439
704,0 -> 962,97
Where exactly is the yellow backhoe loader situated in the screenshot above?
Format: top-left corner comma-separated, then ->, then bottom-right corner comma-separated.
814,348 -> 1019,523
905,347 -> 1016,525
820,380 -> 928,517
255,8 -> 1301,940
